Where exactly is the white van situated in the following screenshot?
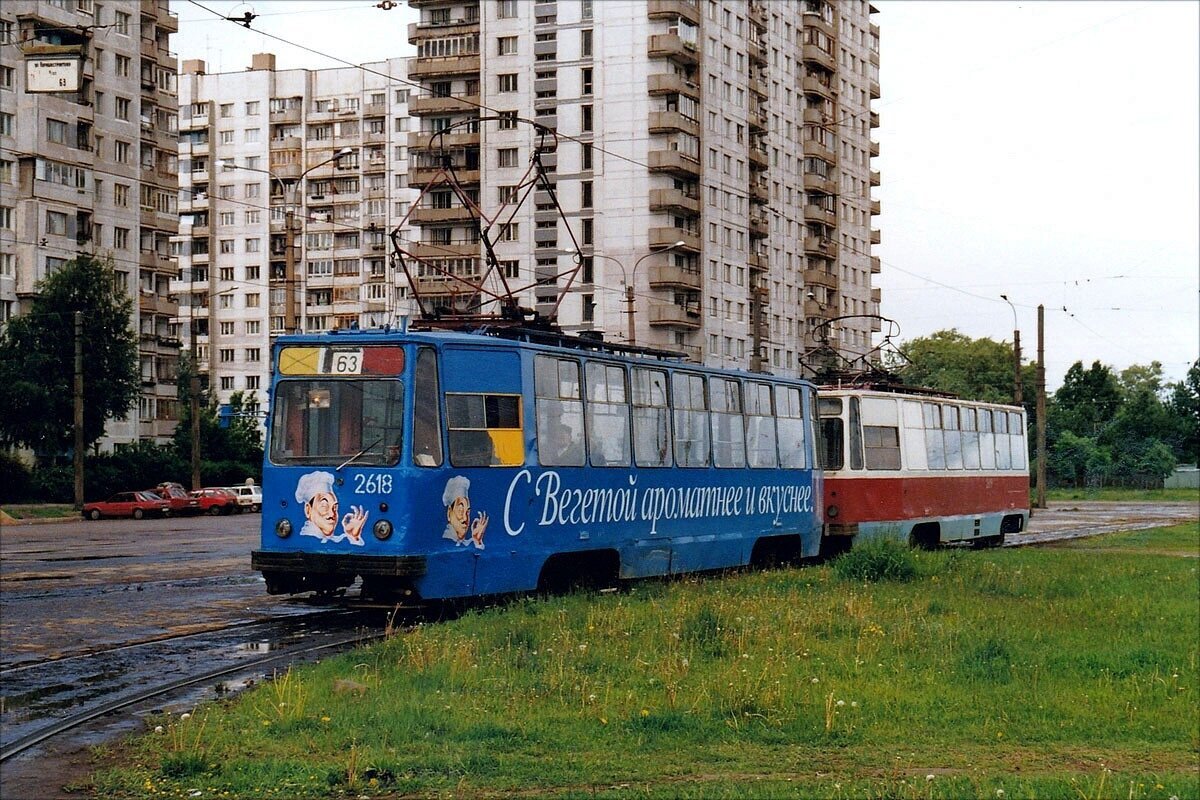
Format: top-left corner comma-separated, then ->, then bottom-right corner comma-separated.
228,484 -> 263,513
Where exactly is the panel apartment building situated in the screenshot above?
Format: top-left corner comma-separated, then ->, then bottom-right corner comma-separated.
405,0 -> 881,376
173,54 -> 418,416
0,0 -> 181,447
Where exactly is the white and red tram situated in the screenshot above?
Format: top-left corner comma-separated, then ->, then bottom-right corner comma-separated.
817,386 -> 1030,549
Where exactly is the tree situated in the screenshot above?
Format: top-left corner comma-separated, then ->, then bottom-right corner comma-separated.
1118,361 -> 1165,400
1166,360 -> 1199,464
171,365 -> 263,485
893,329 -> 1034,404
1052,360 -> 1121,438
0,255 -> 139,455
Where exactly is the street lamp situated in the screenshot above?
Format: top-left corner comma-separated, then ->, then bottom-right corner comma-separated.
1000,294 -> 1022,405
221,147 -> 354,333
593,239 -> 687,346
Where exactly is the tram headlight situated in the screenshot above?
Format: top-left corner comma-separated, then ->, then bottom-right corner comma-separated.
373,519 -> 393,541
275,518 -> 293,538
827,505 -> 839,519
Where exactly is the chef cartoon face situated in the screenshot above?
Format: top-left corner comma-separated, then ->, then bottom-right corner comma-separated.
306,490 -> 339,537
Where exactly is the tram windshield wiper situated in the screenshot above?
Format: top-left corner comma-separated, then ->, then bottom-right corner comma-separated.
336,438 -> 383,471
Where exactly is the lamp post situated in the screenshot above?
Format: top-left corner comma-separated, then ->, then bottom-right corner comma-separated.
1000,294 -> 1022,405
594,240 -> 687,346
221,147 -> 353,334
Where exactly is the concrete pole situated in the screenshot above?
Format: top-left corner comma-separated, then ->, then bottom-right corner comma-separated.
625,284 -> 635,346
1013,329 -> 1023,405
284,207 -> 297,334
1035,304 -> 1047,509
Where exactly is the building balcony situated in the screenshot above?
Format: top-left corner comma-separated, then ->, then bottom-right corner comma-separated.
139,294 -> 178,316
871,199 -> 881,215
647,0 -> 700,24
647,72 -> 700,97
870,49 -> 880,67
407,54 -> 481,79
747,38 -> 766,65
408,94 -> 480,116
747,0 -> 768,25
748,146 -> 768,170
749,251 -> 768,272
269,106 -> 302,124
802,172 -> 836,195
648,227 -> 700,252
407,18 -> 479,46
750,180 -> 769,203
647,34 -> 699,67
408,130 -> 480,151
870,228 -> 881,244
647,149 -> 700,178
870,110 -> 880,128
648,264 -> 702,290
802,107 -> 830,127
648,303 -> 701,330
870,169 -> 881,186
409,205 -> 476,225
407,242 -> 479,260
804,236 -> 839,259
804,204 -> 836,227
870,139 -> 880,157
648,187 -> 700,216
802,75 -> 835,99
870,256 -> 881,274
804,298 -> 834,319
871,287 -> 882,304
870,79 -> 881,100
410,166 -> 480,185
806,15 -> 836,42
800,44 -> 836,71
803,267 -> 839,291
413,274 -> 482,296
648,111 -> 699,136
748,216 -> 769,238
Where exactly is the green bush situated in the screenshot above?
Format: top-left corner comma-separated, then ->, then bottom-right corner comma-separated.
0,452 -> 33,504
832,536 -> 918,582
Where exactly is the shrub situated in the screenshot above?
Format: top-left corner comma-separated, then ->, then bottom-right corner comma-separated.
832,536 -> 918,583
0,452 -> 34,504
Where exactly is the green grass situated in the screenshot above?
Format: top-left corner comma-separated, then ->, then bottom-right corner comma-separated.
89,524 -> 1200,799
1049,523 -> 1200,556
0,503 -> 76,519
1041,487 -> 1199,503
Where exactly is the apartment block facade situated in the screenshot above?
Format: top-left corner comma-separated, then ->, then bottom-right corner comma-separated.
405,0 -> 881,377
173,54 -> 418,417
0,0 -> 181,447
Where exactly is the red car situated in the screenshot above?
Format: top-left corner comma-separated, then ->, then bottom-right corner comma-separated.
151,483 -> 200,515
82,491 -> 171,520
190,487 -> 239,516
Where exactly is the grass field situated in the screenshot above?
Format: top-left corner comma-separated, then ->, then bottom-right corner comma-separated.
0,503 -> 76,520
90,524 -> 1199,799
1041,487 -> 1198,503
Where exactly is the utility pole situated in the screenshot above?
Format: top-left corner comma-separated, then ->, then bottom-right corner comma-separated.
284,207 -> 297,334
624,283 -> 635,346
1035,304 -> 1047,509
1000,294 -> 1022,405
73,311 -> 84,510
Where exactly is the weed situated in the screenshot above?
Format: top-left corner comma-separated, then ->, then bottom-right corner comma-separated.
680,604 -> 726,658
833,537 -> 918,582
960,637 -> 1014,684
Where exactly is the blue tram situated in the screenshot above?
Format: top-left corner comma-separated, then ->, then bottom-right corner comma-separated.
251,328 -> 822,601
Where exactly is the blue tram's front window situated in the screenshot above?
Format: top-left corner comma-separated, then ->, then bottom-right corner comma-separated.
270,379 -> 404,466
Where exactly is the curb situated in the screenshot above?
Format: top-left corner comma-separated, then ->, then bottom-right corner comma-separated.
1,510 -> 79,526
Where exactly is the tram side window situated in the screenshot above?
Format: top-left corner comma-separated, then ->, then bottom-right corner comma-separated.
847,397 -> 864,470
535,356 -> 586,466
673,372 -> 710,467
776,385 -> 808,468
632,367 -> 672,467
943,404 -> 963,469
993,409 -> 1011,469
745,381 -> 778,468
923,403 -> 946,469
585,362 -> 631,467
978,406 -> 996,469
859,396 -> 901,471
412,347 -> 443,467
902,400 -> 927,470
961,407 -> 981,470
710,377 -> 746,468
1009,411 -> 1026,470
446,393 -> 523,467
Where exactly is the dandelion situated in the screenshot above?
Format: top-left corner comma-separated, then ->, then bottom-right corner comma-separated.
811,677 -> 820,684
180,712 -> 192,721
995,789 -> 1005,798
640,708 -> 650,717
262,720 -> 270,726
851,701 -> 859,708
154,725 -> 164,734
600,717 -> 608,725
836,699 -> 845,707
578,644 -> 587,652
926,774 -> 935,782
321,716 -> 331,723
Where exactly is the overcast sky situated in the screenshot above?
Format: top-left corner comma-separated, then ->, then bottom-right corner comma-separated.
171,0 -> 1200,390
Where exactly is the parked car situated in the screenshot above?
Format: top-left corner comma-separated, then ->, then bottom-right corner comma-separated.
82,491 -> 171,520
227,484 -> 263,513
190,487 -> 239,516
151,483 -> 200,515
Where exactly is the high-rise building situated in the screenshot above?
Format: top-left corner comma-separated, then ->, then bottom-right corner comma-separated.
0,0 -> 181,446
173,54 -> 418,418
404,0 -> 881,377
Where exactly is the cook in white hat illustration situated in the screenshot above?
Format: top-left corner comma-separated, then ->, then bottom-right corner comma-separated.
295,470 -> 367,546
442,475 -> 487,549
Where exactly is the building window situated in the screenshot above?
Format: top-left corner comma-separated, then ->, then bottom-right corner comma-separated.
498,110 -> 518,130
582,67 -> 593,95
498,148 -> 519,168
114,10 -> 131,34
47,119 -> 69,144
581,29 -> 593,57
0,66 -> 13,90
497,36 -> 517,55
498,73 -> 518,93
581,105 -> 593,132
245,101 -> 260,115
499,223 -> 519,242
114,227 -> 130,249
115,97 -> 130,120
581,180 -> 593,208
497,0 -> 518,18
45,210 -> 68,236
